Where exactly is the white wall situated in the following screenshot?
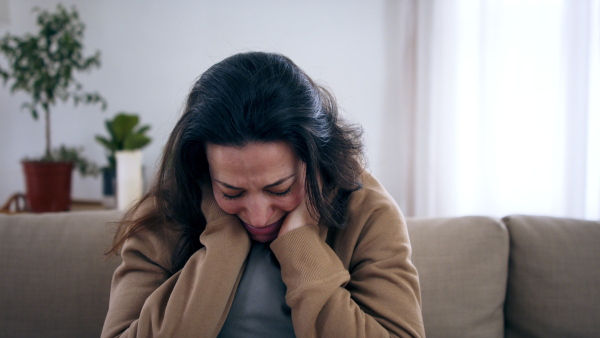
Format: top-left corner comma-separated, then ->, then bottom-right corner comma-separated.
0,0 -> 389,204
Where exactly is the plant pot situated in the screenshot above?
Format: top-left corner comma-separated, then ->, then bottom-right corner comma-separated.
115,150 -> 143,210
101,167 -> 116,209
22,161 -> 73,212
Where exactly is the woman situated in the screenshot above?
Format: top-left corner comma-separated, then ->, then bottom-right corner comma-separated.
101,52 -> 424,337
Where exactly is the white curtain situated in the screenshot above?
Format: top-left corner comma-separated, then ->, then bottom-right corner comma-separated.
382,0 -> 600,220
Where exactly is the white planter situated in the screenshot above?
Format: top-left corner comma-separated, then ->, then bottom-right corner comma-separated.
115,150 -> 143,211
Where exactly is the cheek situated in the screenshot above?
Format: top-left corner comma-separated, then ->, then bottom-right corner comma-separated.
211,186 -> 242,215
279,186 -> 305,212
214,196 -> 242,215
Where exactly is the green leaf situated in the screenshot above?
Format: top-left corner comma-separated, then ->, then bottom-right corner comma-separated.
0,4 -> 106,156
95,112 -> 152,167
31,145 -> 101,177
95,135 -> 116,151
21,102 -> 39,120
104,120 -> 116,141
135,125 -> 151,134
112,113 -> 139,143
123,133 -> 151,150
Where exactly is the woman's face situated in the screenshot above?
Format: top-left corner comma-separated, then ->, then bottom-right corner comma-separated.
206,141 -> 306,243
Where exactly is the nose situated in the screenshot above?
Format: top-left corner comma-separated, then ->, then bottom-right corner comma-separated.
245,195 -> 274,227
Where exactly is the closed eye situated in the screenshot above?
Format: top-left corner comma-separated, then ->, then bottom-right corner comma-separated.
269,186 -> 292,197
222,192 -> 244,200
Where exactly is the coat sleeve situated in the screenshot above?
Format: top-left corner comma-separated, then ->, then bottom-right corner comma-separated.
101,185 -> 252,338
102,183 -> 250,337
270,195 -> 425,337
100,225 -> 179,338
101,213 -> 251,338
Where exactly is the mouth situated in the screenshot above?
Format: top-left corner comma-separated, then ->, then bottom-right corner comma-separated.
242,216 -> 286,241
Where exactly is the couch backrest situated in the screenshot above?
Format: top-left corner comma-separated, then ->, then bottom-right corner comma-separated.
0,210 -> 123,338
3,210 -> 598,338
406,216 -> 509,338
502,215 -> 600,338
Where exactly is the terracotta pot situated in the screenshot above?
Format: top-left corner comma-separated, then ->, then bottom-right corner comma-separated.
22,161 -> 74,212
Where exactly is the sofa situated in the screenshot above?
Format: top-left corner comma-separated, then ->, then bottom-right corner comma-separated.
1,210 -> 598,337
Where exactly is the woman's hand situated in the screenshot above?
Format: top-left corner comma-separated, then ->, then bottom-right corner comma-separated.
278,196 -> 319,238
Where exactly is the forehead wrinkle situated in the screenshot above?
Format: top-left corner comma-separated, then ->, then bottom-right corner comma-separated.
206,141 -> 301,190
214,173 -> 296,191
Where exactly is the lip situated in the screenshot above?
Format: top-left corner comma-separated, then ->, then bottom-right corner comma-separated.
242,216 -> 286,237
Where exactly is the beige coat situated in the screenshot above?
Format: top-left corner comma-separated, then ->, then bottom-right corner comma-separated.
101,172 -> 425,337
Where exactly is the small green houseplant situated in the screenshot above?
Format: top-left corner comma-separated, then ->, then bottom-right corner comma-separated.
95,112 -> 151,204
0,4 -> 106,212
95,112 -> 152,171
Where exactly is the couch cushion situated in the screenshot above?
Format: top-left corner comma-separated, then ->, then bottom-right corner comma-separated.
503,215 -> 600,338
0,210 -> 123,338
406,216 -> 509,338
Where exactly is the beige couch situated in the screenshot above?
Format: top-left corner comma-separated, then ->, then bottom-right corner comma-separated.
1,211 -> 598,337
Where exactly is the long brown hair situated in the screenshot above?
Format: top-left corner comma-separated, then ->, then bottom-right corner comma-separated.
107,52 -> 365,273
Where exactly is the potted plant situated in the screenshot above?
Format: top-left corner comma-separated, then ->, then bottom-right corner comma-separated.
95,112 -> 151,208
0,4 -> 106,212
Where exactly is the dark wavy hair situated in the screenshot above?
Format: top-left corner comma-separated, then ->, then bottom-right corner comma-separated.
108,52 -> 365,273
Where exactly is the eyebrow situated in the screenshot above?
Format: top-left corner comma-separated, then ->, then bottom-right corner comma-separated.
214,174 -> 296,190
